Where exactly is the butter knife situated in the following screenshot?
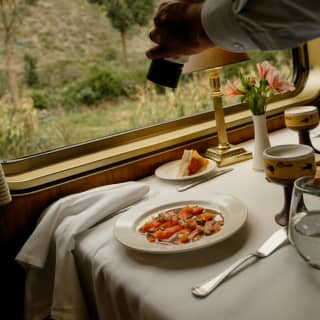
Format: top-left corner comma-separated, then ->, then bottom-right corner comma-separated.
192,227 -> 288,297
177,168 -> 233,192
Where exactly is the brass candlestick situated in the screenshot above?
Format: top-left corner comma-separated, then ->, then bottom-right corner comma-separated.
183,48 -> 252,166
203,67 -> 252,167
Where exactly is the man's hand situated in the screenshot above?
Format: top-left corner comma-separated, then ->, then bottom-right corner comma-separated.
146,1 -> 214,60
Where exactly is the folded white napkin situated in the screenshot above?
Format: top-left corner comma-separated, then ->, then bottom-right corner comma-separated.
16,181 -> 149,320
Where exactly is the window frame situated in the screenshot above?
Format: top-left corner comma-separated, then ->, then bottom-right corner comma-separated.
2,43 -> 319,194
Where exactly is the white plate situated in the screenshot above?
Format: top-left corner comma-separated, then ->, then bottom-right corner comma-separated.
114,193 -> 247,254
155,158 -> 216,181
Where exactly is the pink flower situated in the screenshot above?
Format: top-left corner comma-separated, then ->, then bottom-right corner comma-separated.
223,79 -> 245,96
222,60 -> 295,115
267,69 -> 295,93
257,61 -> 274,81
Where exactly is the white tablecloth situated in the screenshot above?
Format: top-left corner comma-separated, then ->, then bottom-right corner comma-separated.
74,128 -> 320,320
16,182 -> 150,320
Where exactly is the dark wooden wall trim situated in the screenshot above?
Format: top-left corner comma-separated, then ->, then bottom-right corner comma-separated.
0,114 -> 284,319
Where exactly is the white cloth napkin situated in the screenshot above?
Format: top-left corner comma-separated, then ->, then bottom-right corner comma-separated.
16,181 -> 150,320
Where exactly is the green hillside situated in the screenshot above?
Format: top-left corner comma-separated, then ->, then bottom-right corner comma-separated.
0,0 -> 154,76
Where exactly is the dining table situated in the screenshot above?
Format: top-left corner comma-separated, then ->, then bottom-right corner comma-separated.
73,127 -> 320,320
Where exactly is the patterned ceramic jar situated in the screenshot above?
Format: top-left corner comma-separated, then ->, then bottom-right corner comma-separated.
284,106 -> 319,131
263,144 -> 316,184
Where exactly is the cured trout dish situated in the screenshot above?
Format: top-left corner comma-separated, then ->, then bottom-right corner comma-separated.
138,205 -> 224,244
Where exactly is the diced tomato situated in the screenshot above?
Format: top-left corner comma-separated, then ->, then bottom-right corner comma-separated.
196,212 -> 215,221
192,206 -> 204,215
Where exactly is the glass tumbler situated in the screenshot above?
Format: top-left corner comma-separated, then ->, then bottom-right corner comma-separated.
289,176 -> 320,268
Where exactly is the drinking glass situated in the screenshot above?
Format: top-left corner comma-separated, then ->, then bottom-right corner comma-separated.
289,176 -> 320,269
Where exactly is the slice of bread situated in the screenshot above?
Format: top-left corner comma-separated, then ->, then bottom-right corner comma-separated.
177,149 -> 209,177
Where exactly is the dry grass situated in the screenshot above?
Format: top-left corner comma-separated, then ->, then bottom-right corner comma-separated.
0,0 -> 152,71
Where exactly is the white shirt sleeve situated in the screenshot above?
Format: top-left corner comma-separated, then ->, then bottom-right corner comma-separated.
201,0 -> 320,51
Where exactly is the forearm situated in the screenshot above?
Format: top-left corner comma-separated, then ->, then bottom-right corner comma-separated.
202,0 -> 320,51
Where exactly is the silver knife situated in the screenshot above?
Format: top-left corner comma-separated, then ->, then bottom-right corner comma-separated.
192,227 -> 288,297
177,168 -> 233,192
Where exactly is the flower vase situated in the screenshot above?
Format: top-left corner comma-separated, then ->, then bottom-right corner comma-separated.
252,114 -> 271,171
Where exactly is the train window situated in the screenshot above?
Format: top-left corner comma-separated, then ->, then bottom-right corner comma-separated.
0,2 -> 296,162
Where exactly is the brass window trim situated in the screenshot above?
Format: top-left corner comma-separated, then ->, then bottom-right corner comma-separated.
3,42 -> 320,193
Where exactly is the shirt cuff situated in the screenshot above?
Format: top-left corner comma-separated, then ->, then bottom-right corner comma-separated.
201,0 -> 257,52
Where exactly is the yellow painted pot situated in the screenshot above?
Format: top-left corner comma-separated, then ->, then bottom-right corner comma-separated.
263,144 -> 315,184
284,106 -> 319,131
